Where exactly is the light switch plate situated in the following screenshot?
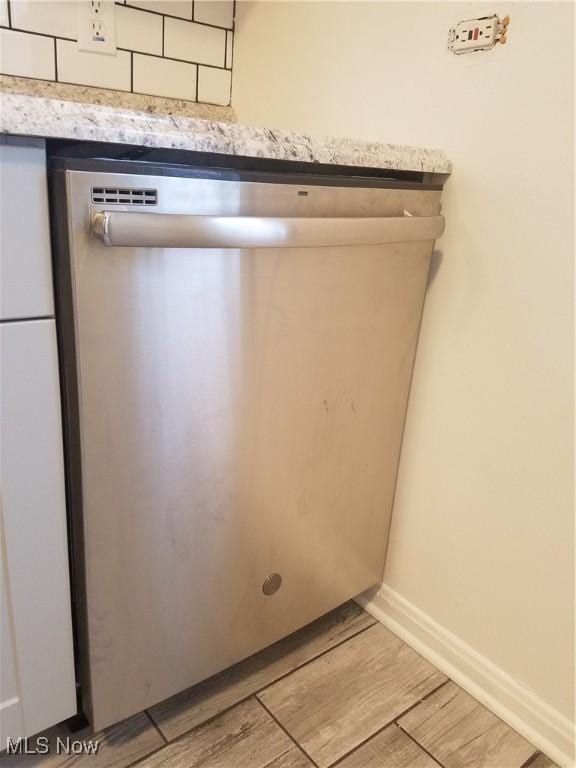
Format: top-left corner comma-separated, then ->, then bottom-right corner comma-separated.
77,0 -> 117,56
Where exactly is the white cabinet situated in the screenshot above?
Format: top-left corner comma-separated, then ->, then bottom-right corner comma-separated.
0,543 -> 24,738
0,139 -> 55,321
0,138 -> 76,740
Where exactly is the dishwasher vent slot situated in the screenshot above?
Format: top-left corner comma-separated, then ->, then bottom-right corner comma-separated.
91,187 -> 157,205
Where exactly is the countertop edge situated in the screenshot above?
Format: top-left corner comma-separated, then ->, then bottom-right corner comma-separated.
0,91 -> 452,176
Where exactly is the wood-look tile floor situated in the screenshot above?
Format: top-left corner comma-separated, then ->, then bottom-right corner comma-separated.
6,603 -> 557,768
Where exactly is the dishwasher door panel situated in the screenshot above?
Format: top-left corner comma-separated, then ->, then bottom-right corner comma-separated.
60,169 -> 438,729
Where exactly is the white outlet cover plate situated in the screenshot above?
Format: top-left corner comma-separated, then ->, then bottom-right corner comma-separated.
77,0 -> 117,55
448,15 -> 500,54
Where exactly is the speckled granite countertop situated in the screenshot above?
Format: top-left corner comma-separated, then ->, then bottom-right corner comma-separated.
0,76 -> 237,121
0,77 -> 452,175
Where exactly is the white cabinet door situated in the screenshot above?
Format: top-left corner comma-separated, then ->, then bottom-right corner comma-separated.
0,138 -> 55,321
0,541 -> 25,739
0,319 -> 76,739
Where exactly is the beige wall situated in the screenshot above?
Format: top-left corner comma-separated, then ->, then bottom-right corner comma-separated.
233,0 -> 575,732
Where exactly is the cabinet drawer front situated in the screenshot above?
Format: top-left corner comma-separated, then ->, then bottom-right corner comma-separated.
1,140 -> 55,320
0,319 -> 76,737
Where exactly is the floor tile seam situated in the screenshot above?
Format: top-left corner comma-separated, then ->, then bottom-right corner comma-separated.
147,617 -> 378,741
319,679 -> 452,768
122,694 -> 264,768
256,695 -> 322,768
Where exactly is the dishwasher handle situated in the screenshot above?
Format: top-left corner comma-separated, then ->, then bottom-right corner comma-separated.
92,210 -> 445,249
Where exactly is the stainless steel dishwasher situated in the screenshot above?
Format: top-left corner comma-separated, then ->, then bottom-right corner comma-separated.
50,150 -> 444,730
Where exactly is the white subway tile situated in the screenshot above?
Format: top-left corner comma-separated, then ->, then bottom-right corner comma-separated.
197,65 -> 230,105
225,30 -> 233,69
56,40 -> 131,90
128,1 -> 192,20
0,29 -> 55,80
164,17 -> 225,66
0,0 -> 9,27
193,1 -> 233,29
133,53 -> 196,100
10,1 -> 77,40
117,5 -> 162,54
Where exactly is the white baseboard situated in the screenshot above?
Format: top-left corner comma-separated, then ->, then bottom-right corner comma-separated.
356,583 -> 575,768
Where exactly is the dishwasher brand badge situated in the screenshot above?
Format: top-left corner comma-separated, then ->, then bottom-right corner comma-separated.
4,736 -> 100,756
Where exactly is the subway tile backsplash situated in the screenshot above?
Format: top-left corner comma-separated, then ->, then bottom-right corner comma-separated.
0,0 -> 234,106
197,64 -> 230,106
57,40 -> 132,91
129,1 -> 192,20
10,0 -> 77,39
116,5 -> 163,56
193,1 -> 233,29
226,31 -> 233,69
164,16 -> 226,67
1,28 -> 56,80
133,52 -> 197,101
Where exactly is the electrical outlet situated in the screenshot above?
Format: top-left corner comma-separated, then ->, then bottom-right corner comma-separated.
447,14 -> 508,55
77,0 -> 117,55
90,20 -> 106,42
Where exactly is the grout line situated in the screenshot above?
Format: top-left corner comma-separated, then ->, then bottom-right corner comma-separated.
0,29 -> 229,72
251,620 -> 379,699
227,42 -> 233,104
161,14 -> 164,57
229,25 -> 235,67
0,315 -> 54,324
121,729 -> 183,768
124,0 -> 188,19
144,709 -> 168,744
16,73 -> 227,104
53,37 -> 58,81
327,679 -> 451,768
395,677 -> 452,719
398,726 -> 446,768
127,692 -> 313,768
6,0 -> 11,27
130,85 -> 193,103
123,2 -> 232,31
117,47 -> 229,72
130,51 -> 133,93
122,742 -> 171,768
4,74 -> 225,109
0,73 -> 56,85
519,751 -> 546,768
257,696 -> 321,768
2,26 -> 75,42
49,78 -> 131,96
124,696 -> 280,768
